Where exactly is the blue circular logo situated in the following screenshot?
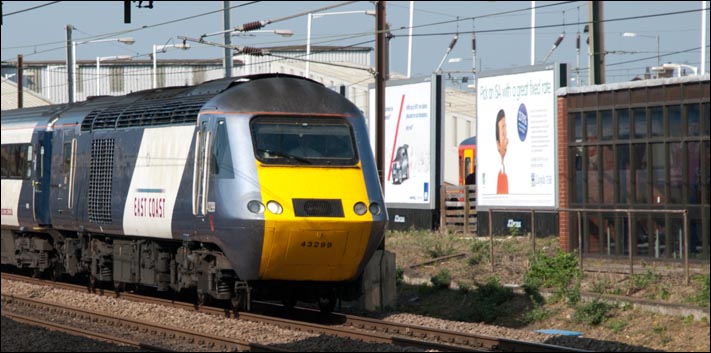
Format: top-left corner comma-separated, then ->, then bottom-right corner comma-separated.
517,103 -> 528,142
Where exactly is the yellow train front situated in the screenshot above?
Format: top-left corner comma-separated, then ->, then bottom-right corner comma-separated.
198,74 -> 387,310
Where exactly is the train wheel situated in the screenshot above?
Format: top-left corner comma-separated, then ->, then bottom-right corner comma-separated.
49,264 -> 63,282
88,275 -> 97,292
231,295 -> 246,313
114,281 -> 125,295
318,294 -> 336,313
196,290 -> 210,307
281,294 -> 297,310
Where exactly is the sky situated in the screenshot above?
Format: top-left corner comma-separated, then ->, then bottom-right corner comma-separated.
1,1 -> 709,86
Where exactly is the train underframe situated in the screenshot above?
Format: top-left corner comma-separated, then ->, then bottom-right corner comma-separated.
0,229 -> 360,312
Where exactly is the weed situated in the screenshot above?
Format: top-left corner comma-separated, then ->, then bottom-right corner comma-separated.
629,268 -> 661,293
690,274 -> 710,307
468,240 -> 490,266
524,305 -> 551,323
606,319 -> 626,333
431,269 -> 452,289
462,276 -> 515,323
591,278 -> 609,294
683,314 -> 695,324
524,249 -> 582,305
658,286 -> 670,301
395,267 -> 404,286
573,298 -> 612,325
423,233 -> 458,258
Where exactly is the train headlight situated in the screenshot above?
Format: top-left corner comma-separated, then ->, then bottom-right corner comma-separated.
266,201 -> 283,215
353,202 -> 367,216
369,202 -> 382,216
247,200 -> 265,214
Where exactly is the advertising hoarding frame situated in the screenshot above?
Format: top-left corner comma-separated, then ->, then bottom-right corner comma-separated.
475,63 -> 566,211
369,75 -> 443,229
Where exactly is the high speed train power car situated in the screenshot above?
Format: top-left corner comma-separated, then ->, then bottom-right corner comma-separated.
1,74 -> 387,311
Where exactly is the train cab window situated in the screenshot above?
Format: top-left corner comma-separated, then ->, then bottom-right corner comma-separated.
210,120 -> 234,178
251,116 -> 358,166
1,144 -> 32,180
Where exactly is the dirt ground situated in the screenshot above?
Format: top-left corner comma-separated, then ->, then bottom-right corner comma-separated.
385,230 -> 710,352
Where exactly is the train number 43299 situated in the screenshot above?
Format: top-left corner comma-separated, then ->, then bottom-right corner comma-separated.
301,241 -> 333,248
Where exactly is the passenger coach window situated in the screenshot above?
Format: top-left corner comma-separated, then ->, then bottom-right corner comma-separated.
251,116 -> 358,166
0,144 -> 32,180
210,120 -> 234,178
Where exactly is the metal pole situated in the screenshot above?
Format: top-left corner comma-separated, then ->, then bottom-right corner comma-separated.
66,24 -> 74,104
577,211 -> 583,272
530,0 -> 535,65
375,1 -> 386,189
72,41 -> 77,101
627,210 -> 633,277
96,57 -> 100,96
223,1 -> 232,78
683,210 -> 689,285
306,13 -> 312,78
464,186 -> 470,234
702,1 -> 708,75
17,55 -> 23,109
406,1 -> 413,78
439,185 -> 446,232
531,209 -> 536,251
152,45 -> 157,89
489,209 -> 494,272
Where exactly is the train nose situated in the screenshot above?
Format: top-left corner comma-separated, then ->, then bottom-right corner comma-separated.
260,216 -> 373,281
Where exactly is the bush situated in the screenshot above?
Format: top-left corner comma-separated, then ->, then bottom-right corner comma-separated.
395,267 -> 404,286
573,298 -> 612,325
691,274 -> 710,307
431,269 -> 452,289
420,232 -> 459,259
468,240 -> 490,266
524,249 -> 582,305
465,277 -> 515,323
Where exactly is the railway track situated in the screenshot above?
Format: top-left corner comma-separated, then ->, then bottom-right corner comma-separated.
1,272 -> 587,352
1,292 -> 287,352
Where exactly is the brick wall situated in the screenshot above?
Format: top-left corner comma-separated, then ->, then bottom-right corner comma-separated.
557,96 -> 571,251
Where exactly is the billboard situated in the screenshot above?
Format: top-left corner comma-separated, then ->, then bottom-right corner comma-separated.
369,76 -> 442,210
476,64 -> 562,209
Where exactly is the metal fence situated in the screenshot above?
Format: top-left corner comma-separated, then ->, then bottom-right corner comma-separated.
481,207 -> 691,284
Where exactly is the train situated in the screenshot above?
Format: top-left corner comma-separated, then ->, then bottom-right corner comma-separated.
458,136 -> 477,185
1,73 -> 387,312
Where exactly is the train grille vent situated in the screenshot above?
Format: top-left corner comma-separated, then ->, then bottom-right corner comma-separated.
88,139 -> 115,224
292,199 -> 344,217
81,95 -> 212,132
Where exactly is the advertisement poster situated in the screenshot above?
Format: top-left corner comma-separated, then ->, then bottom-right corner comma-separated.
476,67 -> 557,208
369,78 -> 435,208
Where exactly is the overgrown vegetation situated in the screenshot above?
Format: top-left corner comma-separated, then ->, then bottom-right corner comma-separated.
690,274 -> 710,307
468,240 -> 490,266
468,277 -> 515,322
385,229 -> 710,351
430,269 -> 452,289
524,249 -> 582,305
628,268 -> 662,294
395,267 -> 404,286
573,298 -> 613,325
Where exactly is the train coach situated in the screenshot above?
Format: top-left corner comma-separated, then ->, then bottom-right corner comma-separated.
1,74 -> 387,311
